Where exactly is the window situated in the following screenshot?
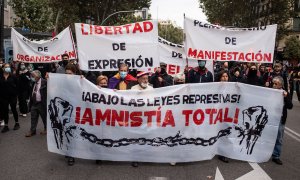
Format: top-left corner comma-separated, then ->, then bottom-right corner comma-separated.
4,0 -> 8,9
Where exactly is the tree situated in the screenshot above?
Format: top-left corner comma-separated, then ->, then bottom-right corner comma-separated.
198,0 -> 294,40
9,0 -> 54,32
10,0 -> 151,33
283,36 -> 300,61
158,23 -> 183,44
48,0 -> 151,32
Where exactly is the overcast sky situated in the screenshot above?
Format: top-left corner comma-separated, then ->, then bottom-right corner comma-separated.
149,0 -> 208,27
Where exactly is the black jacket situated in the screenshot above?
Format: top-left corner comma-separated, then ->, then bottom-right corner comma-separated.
150,72 -> 174,88
0,74 -> 18,99
281,93 -> 293,125
17,71 -> 31,95
185,67 -> 213,83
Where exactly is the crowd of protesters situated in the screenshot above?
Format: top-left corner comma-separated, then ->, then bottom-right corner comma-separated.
0,54 -> 299,166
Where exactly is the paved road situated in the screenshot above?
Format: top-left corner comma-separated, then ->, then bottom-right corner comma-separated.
0,96 -> 299,180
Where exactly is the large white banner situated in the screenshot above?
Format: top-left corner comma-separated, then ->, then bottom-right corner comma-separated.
184,17 -> 277,63
47,73 -> 283,163
75,21 -> 159,71
158,37 -> 213,75
11,27 -> 76,63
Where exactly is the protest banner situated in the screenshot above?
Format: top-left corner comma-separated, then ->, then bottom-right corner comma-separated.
11,27 -> 76,63
75,21 -> 159,71
157,37 -> 213,76
184,17 -> 277,63
47,73 -> 282,163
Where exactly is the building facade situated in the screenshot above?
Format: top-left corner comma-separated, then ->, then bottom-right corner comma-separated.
3,0 -> 16,27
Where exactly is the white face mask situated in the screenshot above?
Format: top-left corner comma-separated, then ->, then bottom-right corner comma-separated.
140,83 -> 148,88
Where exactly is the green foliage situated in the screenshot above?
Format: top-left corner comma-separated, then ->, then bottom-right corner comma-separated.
49,0 -> 151,31
283,36 -> 300,60
199,0 -> 294,40
10,0 -> 151,33
158,23 -> 183,44
10,0 -> 54,32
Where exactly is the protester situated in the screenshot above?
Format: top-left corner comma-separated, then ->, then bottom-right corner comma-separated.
83,71 -> 99,84
33,63 -> 51,78
264,63 -> 288,90
258,63 -> 266,76
222,61 -> 229,71
56,53 -> 70,74
64,63 -> 80,166
185,60 -> 213,83
108,63 -> 137,167
96,75 -> 108,88
215,70 -> 229,82
271,76 -> 293,165
95,74 -> 108,165
173,72 -> 185,85
128,71 -> 152,167
16,62 -> 31,117
229,67 -> 245,83
289,69 -> 300,101
257,64 -> 266,86
65,63 -> 80,75
214,70 -> 231,163
108,63 -> 137,90
0,63 -> 20,133
25,70 -> 47,137
50,62 -> 59,73
131,71 -> 153,90
150,62 -> 173,88
246,64 -> 260,86
27,63 -> 34,73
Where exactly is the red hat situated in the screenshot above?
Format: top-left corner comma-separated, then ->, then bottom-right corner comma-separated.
136,71 -> 149,78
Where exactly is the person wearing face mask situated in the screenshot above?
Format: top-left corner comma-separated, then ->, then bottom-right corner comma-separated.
108,63 -> 137,90
185,60 -> 213,83
16,63 -> 31,117
0,63 -> 20,133
149,62 -> 173,88
96,75 -> 108,88
25,70 -> 47,137
56,53 -> 70,74
246,64 -> 260,86
131,72 -> 153,90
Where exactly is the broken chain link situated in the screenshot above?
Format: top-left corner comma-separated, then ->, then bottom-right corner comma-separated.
79,127 -> 232,147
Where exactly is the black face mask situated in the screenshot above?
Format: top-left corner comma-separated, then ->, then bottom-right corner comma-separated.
160,68 -> 166,74
63,60 -> 68,66
248,69 -> 257,77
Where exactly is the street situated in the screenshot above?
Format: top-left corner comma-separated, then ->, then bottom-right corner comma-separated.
0,96 -> 299,180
